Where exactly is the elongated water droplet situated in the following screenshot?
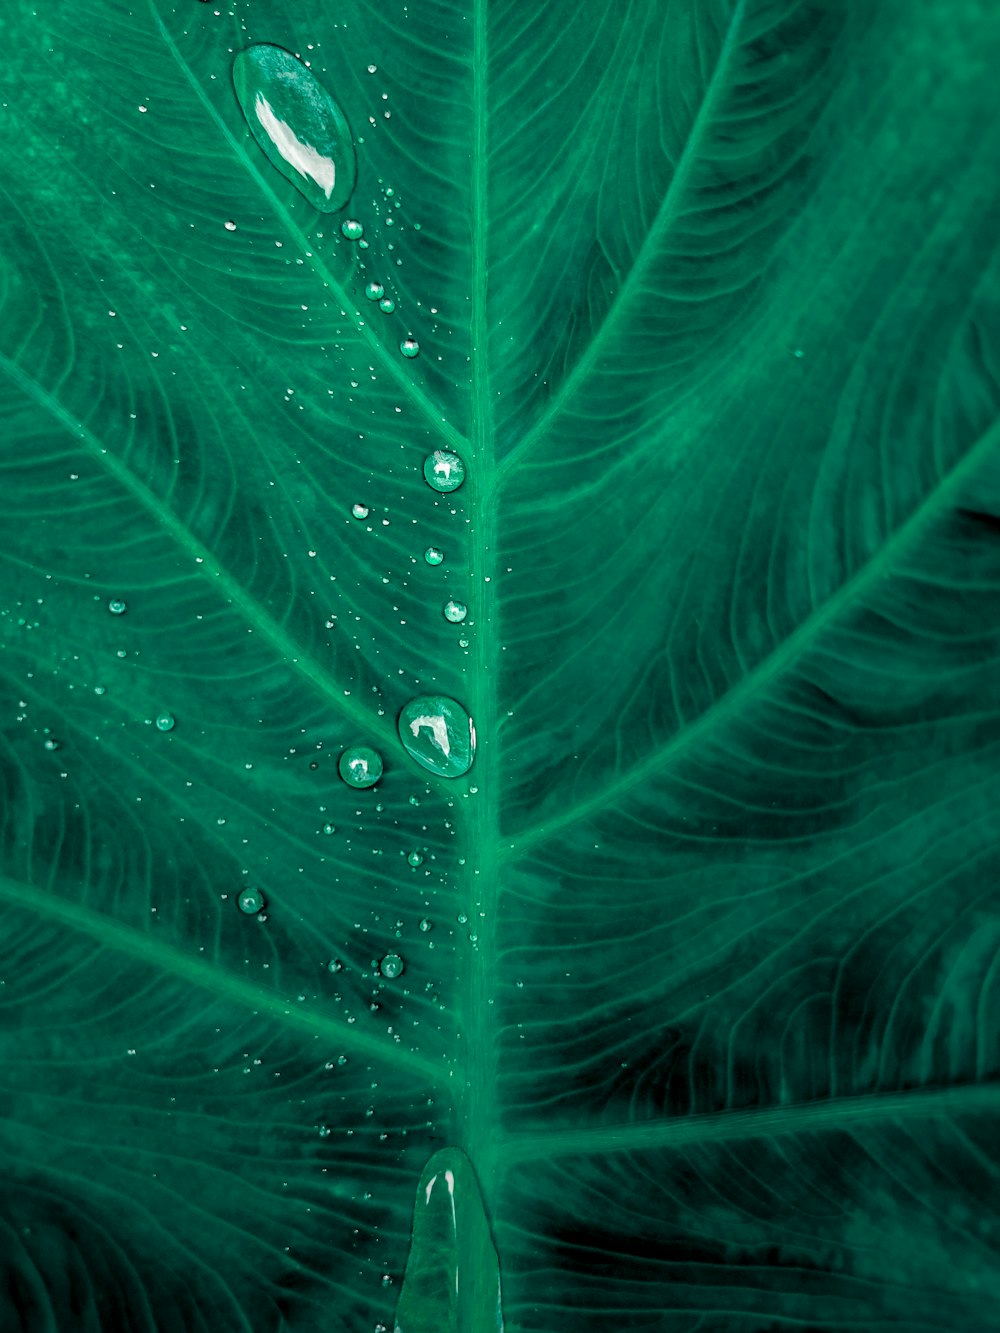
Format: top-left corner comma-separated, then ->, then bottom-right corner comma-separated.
351,503 -> 370,519
423,547 -> 444,566
394,1148 -> 504,1332
365,280 -> 384,301
108,597 -> 127,615
423,451 -> 465,493
379,952 -> 404,979
398,697 -> 475,779
407,851 -> 424,867
341,218 -> 363,240
443,600 -> 467,624
155,712 -> 175,732
233,44 -> 357,212
400,337 -> 420,359
339,745 -> 383,788
238,886 -> 265,914
379,297 -> 395,313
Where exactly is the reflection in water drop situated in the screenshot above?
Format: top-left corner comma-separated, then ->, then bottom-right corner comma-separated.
351,503 -> 370,519
443,600 -> 467,624
407,851 -> 424,867
379,297 -> 395,313
423,450 -> 465,493
423,547 -> 444,566
365,280 -> 385,301
379,952 -> 404,979
233,44 -> 357,212
341,218 -> 364,240
108,597 -> 127,615
400,338 -> 420,359
398,696 -> 475,778
338,745 -> 383,788
155,712 -> 175,732
237,886 -> 265,914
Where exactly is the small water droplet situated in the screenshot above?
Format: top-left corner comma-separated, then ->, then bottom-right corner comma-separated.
318,1124 -> 332,1138
379,952 -> 404,979
238,886 -> 265,915
423,547 -> 444,566
322,822 -> 336,835
327,958 -> 343,973
407,851 -> 424,867
419,918 -> 432,932
108,597 -> 127,615
341,218 -> 364,240
155,712 -> 175,732
408,794 -> 421,806
338,745 -> 383,788
398,696 -> 475,778
365,280 -> 384,301
423,450 -> 465,493
458,636 -> 469,648
443,600 -> 467,624
43,738 -> 61,752
224,219 -> 237,231
379,297 -> 395,313
233,44 -> 357,212
337,1053 -> 348,1065
351,503 -> 370,519
400,338 -> 420,359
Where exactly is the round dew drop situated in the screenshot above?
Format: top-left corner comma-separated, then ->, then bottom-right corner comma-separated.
155,712 -> 175,732
238,886 -> 265,915
419,918 -> 432,932
400,338 -> 420,359
338,745 -> 383,788
423,547 -> 444,566
379,952 -> 404,979
379,297 -> 395,313
108,597 -> 127,615
322,822 -> 336,835
365,281 -> 384,301
233,44 -> 357,213
341,218 -> 364,240
423,450 -> 465,493
398,696 -> 475,779
407,851 -> 424,867
351,503 -> 370,519
327,958 -> 343,973
443,600 -> 467,624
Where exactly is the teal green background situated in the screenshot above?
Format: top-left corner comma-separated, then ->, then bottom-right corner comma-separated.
2,0 -> 1000,1328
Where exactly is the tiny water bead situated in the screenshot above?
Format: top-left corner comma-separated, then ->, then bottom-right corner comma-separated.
341,218 -> 364,240
407,851 -> 424,867
108,597 -> 127,615
232,44 -> 357,213
423,450 -> 465,493
379,953 -> 404,979
423,547 -> 444,566
400,338 -> 420,359
43,738 -> 61,752
351,503 -> 370,519
327,958 -> 344,973
237,886 -> 265,915
322,822 -> 336,835
398,696 -> 475,779
155,712 -> 175,732
379,297 -> 395,313
365,280 -> 385,301
338,745 -> 383,788
443,600 -> 467,624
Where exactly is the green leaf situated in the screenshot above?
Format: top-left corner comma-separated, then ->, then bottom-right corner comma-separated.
2,0 -> 1000,1329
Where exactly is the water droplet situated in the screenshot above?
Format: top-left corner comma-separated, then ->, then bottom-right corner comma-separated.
238,886 -> 265,915
423,450 -> 465,493
398,696 -> 475,778
337,1053 -> 348,1066
443,600 -> 467,624
365,280 -> 384,301
419,918 -> 432,932
407,851 -> 424,867
423,547 -> 444,566
379,952 -> 404,979
43,738 -> 61,752
351,503 -> 370,519
341,218 -> 364,240
233,44 -> 357,213
408,794 -> 421,806
108,597 -> 127,615
338,745 -> 383,788
327,958 -> 343,973
155,712 -> 175,732
224,219 -> 237,231
322,822 -> 336,835
400,337 -> 420,359
379,297 -> 395,313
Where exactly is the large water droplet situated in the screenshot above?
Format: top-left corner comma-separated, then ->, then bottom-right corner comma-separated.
379,297 -> 395,313
341,218 -> 364,240
379,952 -> 404,979
398,697 -> 475,779
351,503 -> 370,519
400,338 -> 420,359
443,600 -> 467,624
233,44 -> 357,213
365,280 -> 385,301
423,451 -> 465,493
407,851 -> 424,867
423,547 -> 444,566
155,712 -> 176,732
339,745 -> 383,788
108,597 -> 127,615
238,886 -> 265,914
